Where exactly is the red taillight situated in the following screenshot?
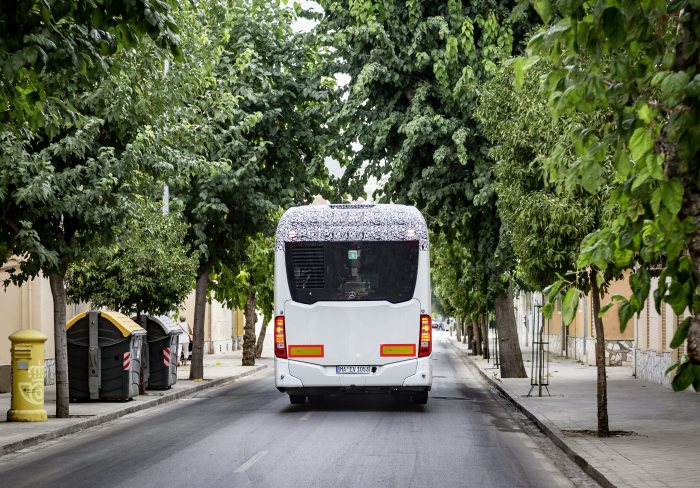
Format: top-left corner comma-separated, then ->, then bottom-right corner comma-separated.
274,316 -> 287,359
418,315 -> 432,357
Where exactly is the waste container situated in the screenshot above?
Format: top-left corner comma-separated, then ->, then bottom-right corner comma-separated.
66,311 -> 146,401
133,315 -> 179,389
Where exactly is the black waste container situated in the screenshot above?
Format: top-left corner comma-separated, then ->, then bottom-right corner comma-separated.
66,311 -> 146,401
133,315 -> 179,389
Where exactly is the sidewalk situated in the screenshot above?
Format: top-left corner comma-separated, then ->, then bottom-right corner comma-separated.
0,350 -> 270,458
448,337 -> 700,488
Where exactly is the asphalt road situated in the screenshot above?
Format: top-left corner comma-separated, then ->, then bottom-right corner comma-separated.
0,335 -> 592,488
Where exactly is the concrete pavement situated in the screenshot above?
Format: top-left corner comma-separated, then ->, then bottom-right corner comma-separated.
0,350 -> 270,458
447,335 -> 700,488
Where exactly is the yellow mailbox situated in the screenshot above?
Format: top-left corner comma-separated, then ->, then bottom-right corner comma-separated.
7,329 -> 48,422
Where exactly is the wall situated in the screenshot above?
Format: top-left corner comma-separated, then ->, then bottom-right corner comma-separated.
181,293 -> 235,354
514,275 -> 635,369
0,261 -> 57,392
633,277 -> 686,386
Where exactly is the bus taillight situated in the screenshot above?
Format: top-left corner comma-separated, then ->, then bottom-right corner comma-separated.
274,316 -> 287,359
418,315 -> 431,357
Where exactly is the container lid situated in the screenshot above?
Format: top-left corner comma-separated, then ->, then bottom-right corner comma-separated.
145,315 -> 180,335
66,311 -> 146,337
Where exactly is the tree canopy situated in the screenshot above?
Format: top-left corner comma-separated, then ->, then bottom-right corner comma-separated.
524,0 -> 700,390
318,0 -> 537,377
65,199 -> 198,317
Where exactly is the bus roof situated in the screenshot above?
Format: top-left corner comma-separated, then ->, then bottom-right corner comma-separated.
275,204 -> 429,251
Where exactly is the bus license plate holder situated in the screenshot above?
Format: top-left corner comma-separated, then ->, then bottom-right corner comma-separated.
336,365 -> 371,374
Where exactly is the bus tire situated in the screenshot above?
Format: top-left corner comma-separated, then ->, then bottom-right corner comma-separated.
289,394 -> 306,405
411,391 -> 428,404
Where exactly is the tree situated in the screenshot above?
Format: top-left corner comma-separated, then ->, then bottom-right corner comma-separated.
162,0 -> 341,379
318,0 -> 536,377
524,1 -> 700,391
212,230 -> 275,365
64,199 -> 198,316
477,61 -> 607,289
0,4 -> 182,417
0,0 -> 179,131
478,58 -> 617,436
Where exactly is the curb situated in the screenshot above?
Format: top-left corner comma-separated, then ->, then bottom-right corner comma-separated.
447,339 -> 615,488
0,364 -> 268,458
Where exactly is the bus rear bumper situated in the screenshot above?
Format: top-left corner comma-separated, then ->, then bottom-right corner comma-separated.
274,357 -> 432,391
275,359 -> 304,389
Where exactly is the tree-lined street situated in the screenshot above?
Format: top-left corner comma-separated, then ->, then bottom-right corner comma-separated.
2,1 -> 700,486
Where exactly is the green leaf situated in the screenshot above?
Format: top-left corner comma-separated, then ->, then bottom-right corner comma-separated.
670,317 -> 691,349
580,158 -> 606,194
667,110 -> 693,143
542,302 -> 553,319
665,361 -> 680,374
660,72 -> 690,107
562,287 -> 580,326
613,150 -> 632,179
666,279 -> 691,315
671,361 -> 694,391
616,296 -> 634,332
668,0 -> 689,14
601,7 -> 625,46
629,128 -> 654,162
598,302 -> 614,317
533,0 -> 552,24
557,0 -> 585,15
687,75 -> 700,97
654,179 -> 684,215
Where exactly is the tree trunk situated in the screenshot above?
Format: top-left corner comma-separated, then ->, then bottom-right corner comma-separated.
242,290 -> 257,366
455,316 -> 462,342
590,269 -> 610,437
255,313 -> 270,359
49,273 -> 69,418
481,314 -> 490,361
137,312 -> 147,395
494,283 -> 527,378
465,318 -> 472,352
472,320 -> 482,355
190,261 -> 211,380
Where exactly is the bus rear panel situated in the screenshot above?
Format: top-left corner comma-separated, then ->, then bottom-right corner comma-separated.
274,204 -> 431,404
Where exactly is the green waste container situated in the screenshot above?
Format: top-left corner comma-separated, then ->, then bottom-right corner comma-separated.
66,311 -> 146,401
134,315 -> 179,389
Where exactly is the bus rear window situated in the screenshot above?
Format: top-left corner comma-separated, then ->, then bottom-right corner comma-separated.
285,241 -> 419,304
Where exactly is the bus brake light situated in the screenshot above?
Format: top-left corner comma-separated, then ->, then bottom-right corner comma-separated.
418,315 -> 432,357
274,316 -> 287,359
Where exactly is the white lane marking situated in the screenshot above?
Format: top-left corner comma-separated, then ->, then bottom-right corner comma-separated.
300,411 -> 313,421
235,450 -> 268,473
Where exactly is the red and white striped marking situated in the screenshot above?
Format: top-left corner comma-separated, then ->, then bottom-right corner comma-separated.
163,347 -> 171,367
123,352 -> 131,370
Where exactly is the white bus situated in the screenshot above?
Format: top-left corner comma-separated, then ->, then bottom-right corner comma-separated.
273,203 -> 432,404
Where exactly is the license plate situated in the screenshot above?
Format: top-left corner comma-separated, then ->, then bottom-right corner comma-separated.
336,365 -> 371,374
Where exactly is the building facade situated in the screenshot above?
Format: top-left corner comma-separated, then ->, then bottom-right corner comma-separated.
514,274 -> 686,388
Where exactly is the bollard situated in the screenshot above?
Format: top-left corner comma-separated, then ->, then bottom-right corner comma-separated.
7,329 -> 48,422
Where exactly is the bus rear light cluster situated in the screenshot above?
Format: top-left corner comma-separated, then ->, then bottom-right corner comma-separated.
418,315 -> 432,357
274,316 -> 287,359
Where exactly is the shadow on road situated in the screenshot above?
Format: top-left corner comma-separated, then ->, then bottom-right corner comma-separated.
278,393 -> 428,413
